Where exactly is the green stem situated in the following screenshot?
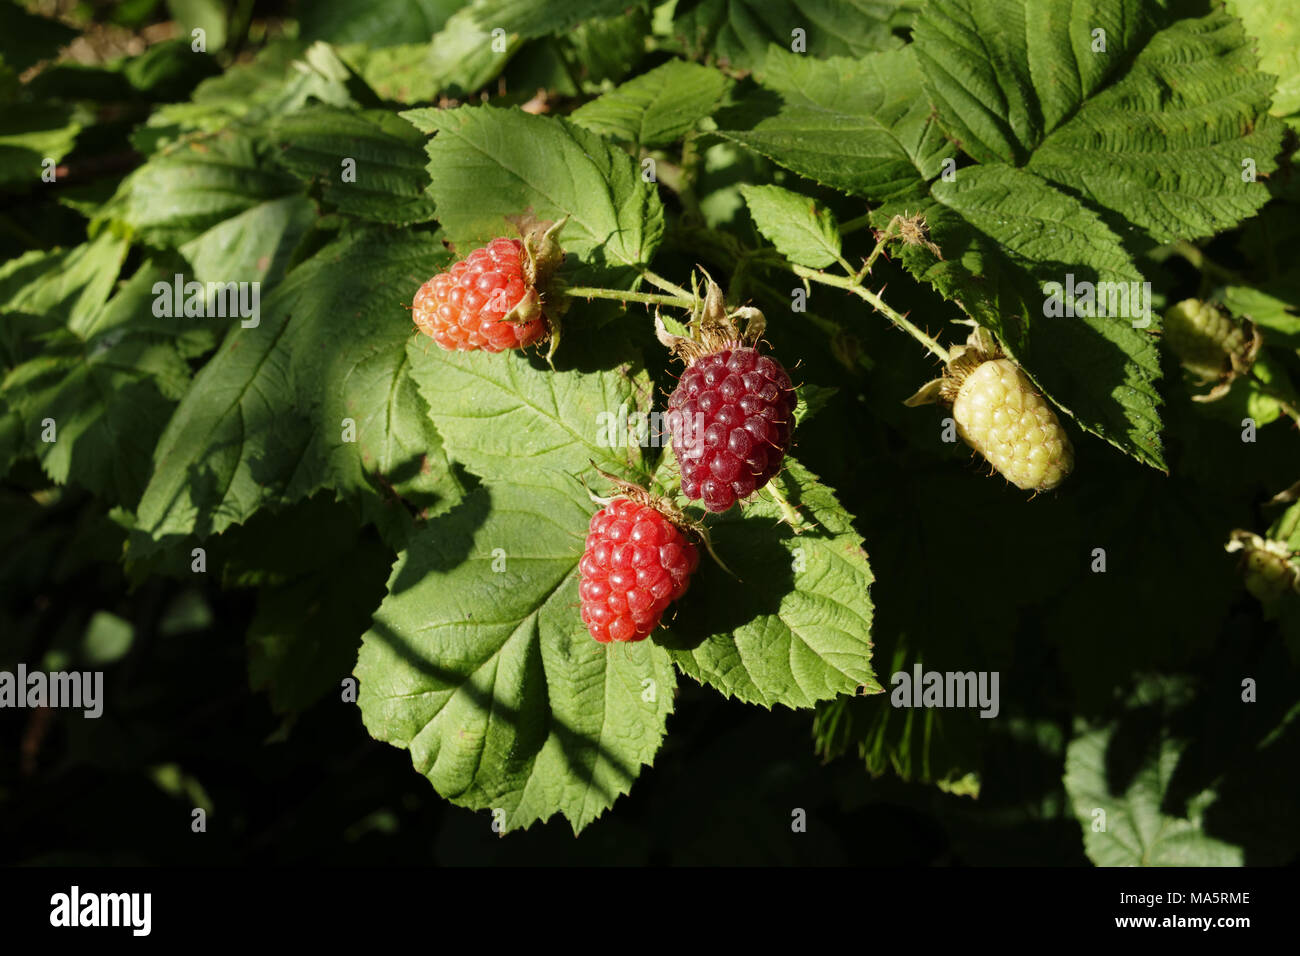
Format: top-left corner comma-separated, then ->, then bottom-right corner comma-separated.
1248,371 -> 1300,425
764,475 -> 813,534
1172,240 -> 1243,286
792,265 -> 951,363
561,285 -> 695,309
640,269 -> 693,299
850,215 -> 908,283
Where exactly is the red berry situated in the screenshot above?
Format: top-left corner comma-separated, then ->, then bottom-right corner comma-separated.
666,346 -> 797,512
579,497 -> 699,643
412,237 -> 548,352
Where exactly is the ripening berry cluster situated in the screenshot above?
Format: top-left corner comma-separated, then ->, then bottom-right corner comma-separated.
952,359 -> 1073,492
412,238 -> 547,352
667,347 -> 797,512
578,498 -> 698,643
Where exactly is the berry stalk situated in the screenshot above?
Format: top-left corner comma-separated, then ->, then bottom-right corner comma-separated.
791,264 -> 951,363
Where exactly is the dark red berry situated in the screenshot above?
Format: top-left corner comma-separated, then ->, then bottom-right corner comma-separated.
412,237 -> 548,352
578,497 -> 698,643
667,346 -> 797,512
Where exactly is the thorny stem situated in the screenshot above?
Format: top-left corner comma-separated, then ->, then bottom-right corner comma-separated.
851,219 -> 899,283
792,264 -> 952,363
639,269 -> 693,299
561,285 -> 696,309
763,475 -> 813,534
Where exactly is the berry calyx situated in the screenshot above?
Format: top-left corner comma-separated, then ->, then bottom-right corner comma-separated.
579,495 -> 699,643
1227,530 -> 1300,611
412,217 -> 566,354
906,327 -> 1073,492
659,278 -> 797,513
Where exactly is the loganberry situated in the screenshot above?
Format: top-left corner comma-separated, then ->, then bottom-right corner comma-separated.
667,346 -> 797,512
579,497 -> 698,643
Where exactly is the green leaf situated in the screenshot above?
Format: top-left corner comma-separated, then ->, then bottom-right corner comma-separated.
339,8 -> 523,102
0,103 -> 81,188
134,229 -> 463,547
1224,0 -> 1300,118
739,183 -> 842,268
248,532 -> 394,715
916,2 -> 1282,242
570,59 -> 733,148
406,329 -> 654,486
402,105 -> 665,279
112,131 -> 302,248
301,0 -> 461,47
119,38 -> 221,100
671,0 -> 903,70
469,0 -> 641,39
355,478 -> 676,833
562,9 -> 650,88
0,231 -> 128,327
717,46 -> 956,203
812,634 -> 983,791
146,41 -> 358,135
177,194 -> 317,290
1221,282 -> 1300,348
1,257 -> 193,504
268,106 -> 438,225
660,457 -> 879,709
166,0 -> 228,52
1065,683 -> 1244,866
879,164 -> 1166,470
1026,13 -> 1284,242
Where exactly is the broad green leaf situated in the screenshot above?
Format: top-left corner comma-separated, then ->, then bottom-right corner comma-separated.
268,106 -> 438,225
178,194 -> 316,290
813,635 -> 983,792
146,41 -> 357,135
119,38 -> 221,100
406,328 -> 654,486
913,0 -> 1158,166
0,103 -> 81,188
356,478 -> 676,833
717,46 -> 957,202
248,533 -> 394,715
300,0 -> 461,47
285,231 -> 465,535
570,59 -> 733,148
135,229 -> 463,546
1224,0 -> 1300,118
563,9 -> 650,87
739,183 -> 842,268
1026,12 -> 1284,241
402,105 -> 665,278
916,2 -> 1282,242
339,8 -> 523,102
0,231 -> 128,328
1066,712 -> 1243,866
672,0 -> 904,69
660,457 -> 879,709
1,258 -> 193,505
166,0 -> 228,52
469,0 -> 641,39
878,164 -> 1165,469
112,131 -> 302,248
